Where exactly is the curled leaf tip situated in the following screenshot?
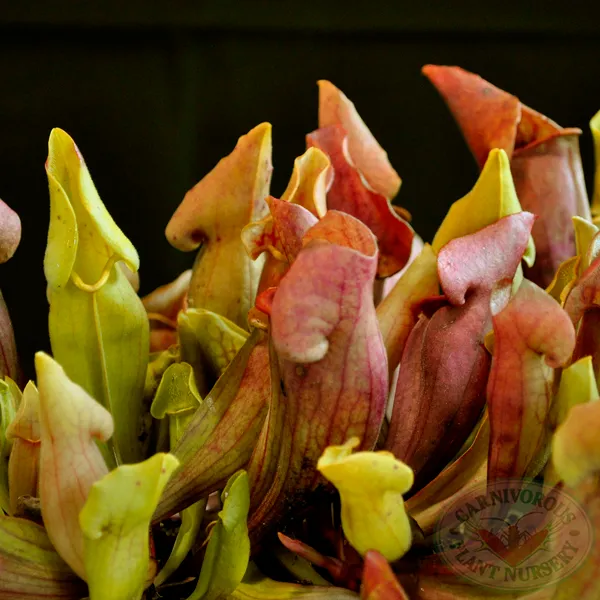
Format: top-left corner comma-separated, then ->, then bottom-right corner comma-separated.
45,127 -> 139,290
150,362 -> 202,421
165,122 -> 272,252
318,79 -> 401,199
422,65 -> 521,167
80,453 -> 179,600
44,129 -> 150,465
165,123 -> 272,328
425,64 -> 589,288
281,146 -> 330,217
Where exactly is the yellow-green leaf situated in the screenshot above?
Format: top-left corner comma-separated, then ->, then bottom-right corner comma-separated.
6,381 -> 40,514
546,356 -> 599,487
145,344 -> 180,401
151,362 -> 205,587
4,377 -> 22,407
573,216 -> 599,271
151,362 -> 202,443
552,400 -> 600,488
376,244 -> 439,376
273,546 -> 331,587
432,148 -> 535,267
45,128 -> 149,467
546,256 -> 579,304
154,499 -> 206,588
232,564 -> 357,599
178,308 -> 249,396
36,351 -> 112,579
188,470 -> 250,600
280,146 -> 330,216
45,128 -> 138,287
154,330 -> 269,522
0,515 -> 86,599
553,356 -> 598,428
0,378 -> 18,514
317,438 -> 413,562
80,453 -> 179,600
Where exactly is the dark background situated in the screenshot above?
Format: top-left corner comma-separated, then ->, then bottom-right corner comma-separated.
2,1 -> 600,379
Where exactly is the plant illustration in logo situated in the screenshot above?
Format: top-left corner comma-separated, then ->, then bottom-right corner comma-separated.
435,479 -> 593,591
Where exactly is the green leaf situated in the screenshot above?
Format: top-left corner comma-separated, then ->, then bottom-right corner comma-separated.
178,308 -> 249,396
0,515 -> 86,599
231,564 -> 357,599
45,128 -> 138,288
0,378 -> 18,514
145,345 -> 180,399
45,128 -> 149,467
187,470 -> 250,600
155,329 -> 269,521
151,362 -> 202,444
6,381 -> 40,514
80,453 -> 179,600
154,499 -> 206,588
273,546 -> 331,587
151,362 -> 205,587
552,400 -> 600,488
